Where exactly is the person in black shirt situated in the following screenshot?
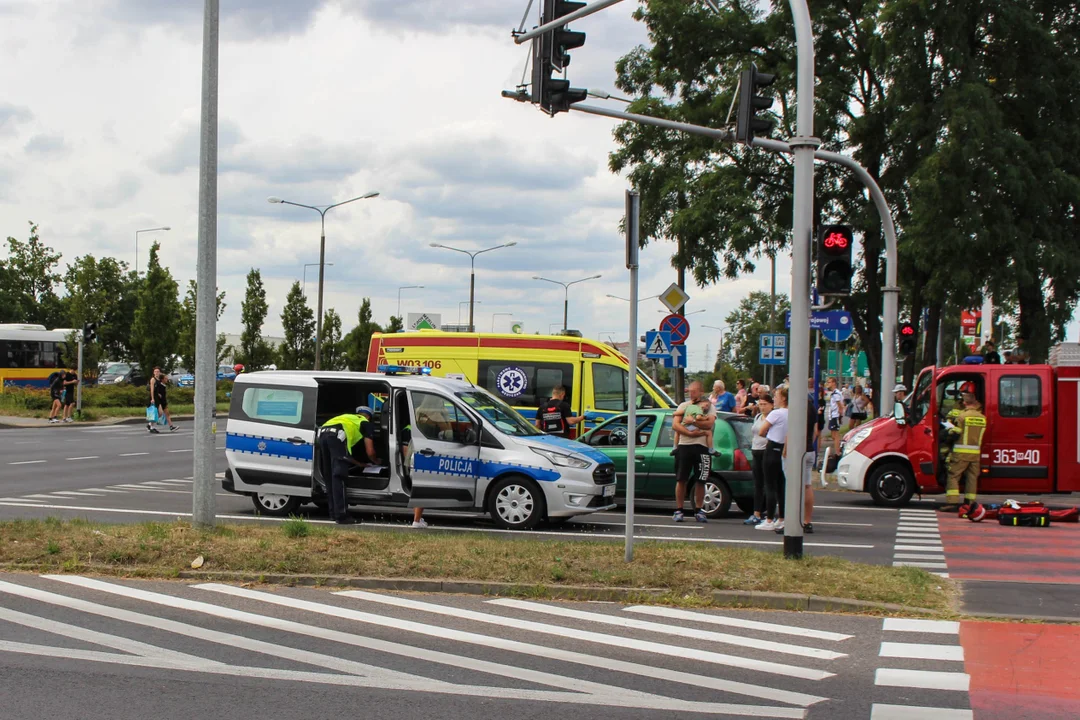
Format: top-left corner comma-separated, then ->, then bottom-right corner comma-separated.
147,367 -> 178,434
61,369 -> 78,423
47,368 -> 66,424
981,340 -> 1001,365
534,385 -> 585,437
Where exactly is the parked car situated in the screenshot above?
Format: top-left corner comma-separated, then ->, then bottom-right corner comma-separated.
578,409 -> 755,518
174,368 -> 193,388
98,362 -> 146,386
177,364 -> 238,387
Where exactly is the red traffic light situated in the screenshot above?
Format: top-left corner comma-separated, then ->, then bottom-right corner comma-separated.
901,324 -> 915,336
822,229 -> 852,255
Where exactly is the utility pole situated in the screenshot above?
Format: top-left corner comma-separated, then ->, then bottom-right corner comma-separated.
192,0 -> 219,528
675,235 -> 686,404
769,252 -> 777,387
625,189 -> 640,563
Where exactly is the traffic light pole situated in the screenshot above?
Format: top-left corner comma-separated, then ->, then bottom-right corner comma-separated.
75,335 -> 83,417
625,189 -> 640,563
512,0 -> 625,43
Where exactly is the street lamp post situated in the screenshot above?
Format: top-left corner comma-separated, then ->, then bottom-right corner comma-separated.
397,285 -> 423,320
606,293 -> 659,303
491,312 -> 513,332
534,274 -> 602,330
268,192 -> 379,370
303,262 -> 334,297
458,301 -> 482,326
703,324 -> 730,365
431,242 -> 517,332
135,226 -> 171,276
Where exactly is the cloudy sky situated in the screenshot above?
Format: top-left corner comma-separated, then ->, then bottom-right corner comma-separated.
1,0 -> 830,372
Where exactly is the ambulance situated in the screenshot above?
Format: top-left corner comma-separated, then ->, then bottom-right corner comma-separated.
837,343 -> 1080,506
366,331 -> 675,434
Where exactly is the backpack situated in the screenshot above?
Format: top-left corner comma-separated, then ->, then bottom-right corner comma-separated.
47,371 -> 61,387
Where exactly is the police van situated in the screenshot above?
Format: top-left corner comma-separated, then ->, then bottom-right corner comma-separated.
223,366 -> 618,529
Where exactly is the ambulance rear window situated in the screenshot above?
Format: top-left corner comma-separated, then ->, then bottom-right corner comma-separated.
999,376 -> 1041,418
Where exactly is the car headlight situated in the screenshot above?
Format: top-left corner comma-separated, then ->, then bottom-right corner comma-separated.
843,427 -> 873,454
114,377 -> 124,384
530,446 -> 590,469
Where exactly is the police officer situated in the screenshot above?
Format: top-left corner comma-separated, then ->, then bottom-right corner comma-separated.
941,390 -> 987,512
318,406 -> 380,525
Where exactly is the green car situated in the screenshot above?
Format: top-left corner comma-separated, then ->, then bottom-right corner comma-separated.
578,409 -> 756,518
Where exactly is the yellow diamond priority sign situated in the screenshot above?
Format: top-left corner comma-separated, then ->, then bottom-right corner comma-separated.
659,283 -> 690,314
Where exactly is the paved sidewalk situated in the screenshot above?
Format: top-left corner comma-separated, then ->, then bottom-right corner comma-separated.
0,414 -> 202,428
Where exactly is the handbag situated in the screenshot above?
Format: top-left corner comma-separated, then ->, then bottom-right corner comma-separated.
146,405 -> 159,423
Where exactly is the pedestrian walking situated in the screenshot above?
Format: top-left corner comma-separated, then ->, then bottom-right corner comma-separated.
743,393 -> 773,526
47,368 -> 66,424
61,368 -> 78,423
756,386 -> 788,532
147,367 -> 177,433
672,380 -> 716,523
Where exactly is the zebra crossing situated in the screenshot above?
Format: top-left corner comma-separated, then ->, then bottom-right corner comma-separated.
0,573 -> 893,717
891,508 -> 948,577
869,617 -> 972,719
0,476 -> 221,504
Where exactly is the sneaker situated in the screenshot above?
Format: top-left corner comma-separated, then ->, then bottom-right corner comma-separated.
63,417 -> 73,423
756,519 -> 776,531
743,515 -> 762,525
48,418 -> 59,424
149,427 -> 160,434
412,519 -> 429,529
708,448 -> 718,456
169,425 -> 179,432
773,520 -> 786,533
803,523 -> 814,534
695,510 -> 708,523
673,510 -> 685,523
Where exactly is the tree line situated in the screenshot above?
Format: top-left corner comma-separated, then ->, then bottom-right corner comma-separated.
0,222 -> 402,374
610,0 -> 1079,406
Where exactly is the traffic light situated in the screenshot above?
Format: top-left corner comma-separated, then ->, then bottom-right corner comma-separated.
816,224 -> 854,296
735,63 -> 776,144
531,0 -> 588,116
899,322 -> 917,356
82,322 -> 97,343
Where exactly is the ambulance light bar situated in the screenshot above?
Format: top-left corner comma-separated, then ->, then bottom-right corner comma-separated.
378,364 -> 432,376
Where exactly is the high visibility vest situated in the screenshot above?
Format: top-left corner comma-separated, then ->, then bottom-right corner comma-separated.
952,408 -> 986,457
322,414 -> 368,454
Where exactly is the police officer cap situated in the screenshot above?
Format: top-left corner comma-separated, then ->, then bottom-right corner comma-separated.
354,406 -> 374,418
892,383 -> 907,393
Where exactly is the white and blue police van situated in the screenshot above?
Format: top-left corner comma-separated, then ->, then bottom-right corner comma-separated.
223,365 -> 617,529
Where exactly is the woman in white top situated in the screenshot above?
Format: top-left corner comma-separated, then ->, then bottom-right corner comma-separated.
744,394 -> 773,526
756,386 -> 789,531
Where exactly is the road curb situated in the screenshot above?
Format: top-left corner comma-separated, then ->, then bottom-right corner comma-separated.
174,569 -> 942,615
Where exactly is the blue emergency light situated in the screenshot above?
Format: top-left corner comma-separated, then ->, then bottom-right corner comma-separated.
378,364 -> 432,376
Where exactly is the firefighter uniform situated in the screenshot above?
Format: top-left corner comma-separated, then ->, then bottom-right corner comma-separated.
946,403 -> 987,504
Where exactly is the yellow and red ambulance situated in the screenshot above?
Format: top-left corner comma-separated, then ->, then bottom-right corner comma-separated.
367,331 -> 674,435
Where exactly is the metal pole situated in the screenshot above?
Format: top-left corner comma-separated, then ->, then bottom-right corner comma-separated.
192,0 -> 219,529
782,0 -> 817,560
625,189 -> 640,563
469,257 -> 476,333
397,288 -> 403,319
134,232 -> 138,277
76,335 -> 83,417
563,288 -> 569,331
513,0 -> 626,43
769,253 -> 776,387
314,212 -> 326,370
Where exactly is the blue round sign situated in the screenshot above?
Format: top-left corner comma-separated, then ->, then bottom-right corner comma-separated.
495,366 -> 528,398
659,314 -> 691,344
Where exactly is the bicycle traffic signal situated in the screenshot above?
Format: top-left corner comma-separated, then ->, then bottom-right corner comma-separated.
898,322 -> 917,356
531,0 -> 588,116
82,322 -> 97,343
816,225 -> 854,296
735,63 -> 776,144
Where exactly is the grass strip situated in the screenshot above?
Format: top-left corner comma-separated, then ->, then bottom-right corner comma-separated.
0,517 -> 954,612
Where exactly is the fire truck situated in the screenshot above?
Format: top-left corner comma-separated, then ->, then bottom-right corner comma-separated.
837,344 -> 1080,506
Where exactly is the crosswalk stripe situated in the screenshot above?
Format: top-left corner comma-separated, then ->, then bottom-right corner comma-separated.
337,589 -> 834,681
80,488 -> 129,493
893,561 -> 948,569
623,605 -> 852,642
893,553 -> 946,561
883,618 -> 959,634
487,598 -> 846,660
201,583 -> 825,706
870,704 -> 972,719
19,494 -> 58,501
0,497 -> 41,503
875,668 -> 969,691
879,642 -> 963,662
894,545 -> 944,552
892,538 -> 943,545
47,491 -> 107,497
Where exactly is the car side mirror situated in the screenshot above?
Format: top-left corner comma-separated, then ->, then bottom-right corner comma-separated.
894,401 -> 906,426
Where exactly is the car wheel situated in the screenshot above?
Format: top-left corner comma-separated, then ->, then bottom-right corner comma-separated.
701,476 -> 733,518
867,463 -> 916,507
251,493 -> 302,517
734,496 -> 756,516
488,475 -> 546,530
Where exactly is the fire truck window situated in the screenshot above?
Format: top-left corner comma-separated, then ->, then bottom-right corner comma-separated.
999,376 -> 1041,418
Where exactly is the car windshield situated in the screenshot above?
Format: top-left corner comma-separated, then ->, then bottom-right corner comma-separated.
218,366 -> 233,374
456,390 -> 543,437
104,363 -> 130,375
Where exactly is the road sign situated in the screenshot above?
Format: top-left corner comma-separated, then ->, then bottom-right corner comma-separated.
823,325 -> 854,343
645,331 -> 672,359
659,314 -> 690,344
759,333 -> 788,365
659,283 -> 690,314
785,309 -> 852,332
663,343 -> 687,368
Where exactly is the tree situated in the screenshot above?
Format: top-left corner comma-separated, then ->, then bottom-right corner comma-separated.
177,280 -> 227,371
4,221 -> 66,327
236,268 -> 275,370
279,281 -> 316,370
342,298 -> 382,370
320,308 -> 345,370
385,315 -> 404,334
130,242 -> 181,373
723,291 -> 792,383
63,254 -> 139,362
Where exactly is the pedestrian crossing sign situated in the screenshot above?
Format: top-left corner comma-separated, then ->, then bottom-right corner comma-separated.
645,330 -> 672,359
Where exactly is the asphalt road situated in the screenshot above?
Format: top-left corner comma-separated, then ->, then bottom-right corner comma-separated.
0,573 -> 984,720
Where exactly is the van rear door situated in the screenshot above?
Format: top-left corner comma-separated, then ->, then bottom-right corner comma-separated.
226,377 -> 318,493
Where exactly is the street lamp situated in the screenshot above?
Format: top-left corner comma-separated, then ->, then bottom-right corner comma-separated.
135,226 -> 170,276
491,312 -> 513,332
268,191 -> 379,370
534,274 -> 602,331
657,308 -> 706,316
606,293 -> 659,303
303,262 -> 334,297
430,242 -> 517,332
397,285 -> 423,319
458,301 -> 482,326
703,324 -> 730,363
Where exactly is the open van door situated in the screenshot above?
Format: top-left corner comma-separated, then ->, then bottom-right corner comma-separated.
407,390 -> 480,508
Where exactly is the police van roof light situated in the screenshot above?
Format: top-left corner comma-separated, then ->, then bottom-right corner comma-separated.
377,364 -> 432,376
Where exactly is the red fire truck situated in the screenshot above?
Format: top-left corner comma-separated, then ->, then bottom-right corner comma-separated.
837,344 -> 1080,506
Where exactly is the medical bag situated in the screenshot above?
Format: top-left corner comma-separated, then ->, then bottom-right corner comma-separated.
998,505 -> 1051,527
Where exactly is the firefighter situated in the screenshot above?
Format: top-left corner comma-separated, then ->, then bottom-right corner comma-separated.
940,389 -> 987,512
